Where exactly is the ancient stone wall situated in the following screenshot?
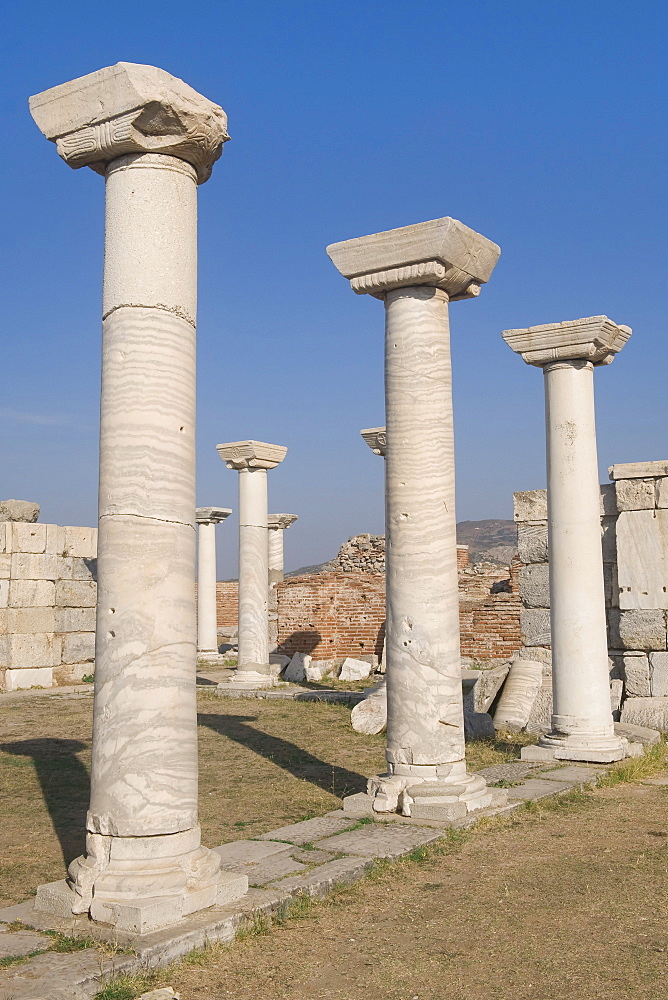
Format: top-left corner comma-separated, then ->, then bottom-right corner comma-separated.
0,522 -> 97,691
329,533 -> 470,575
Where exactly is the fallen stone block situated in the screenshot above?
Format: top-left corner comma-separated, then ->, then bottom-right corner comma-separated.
620,698 -> 668,732
464,709 -> 495,741
305,658 -> 334,682
339,657 -> 372,681
351,678 -> 387,734
493,658 -> 543,731
472,663 -> 510,713
283,651 -> 311,683
614,721 -> 661,745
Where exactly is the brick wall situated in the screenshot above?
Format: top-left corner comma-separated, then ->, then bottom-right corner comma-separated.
215,582 -> 239,633
459,592 -> 523,661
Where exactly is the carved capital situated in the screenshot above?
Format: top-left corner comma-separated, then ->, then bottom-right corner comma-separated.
360,427 -> 387,457
268,513 -> 298,531
30,62 -> 229,184
502,316 -> 632,368
327,217 -> 500,300
196,507 -> 232,525
217,440 -> 288,471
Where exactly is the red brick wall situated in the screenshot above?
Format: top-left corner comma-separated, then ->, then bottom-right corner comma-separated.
459,593 -> 522,661
215,582 -> 238,631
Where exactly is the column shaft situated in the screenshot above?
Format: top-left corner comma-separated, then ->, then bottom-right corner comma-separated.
197,522 -> 219,654
268,529 -> 284,584
238,469 -> 269,669
544,360 -> 615,736
91,152 -> 198,836
384,286 -> 465,769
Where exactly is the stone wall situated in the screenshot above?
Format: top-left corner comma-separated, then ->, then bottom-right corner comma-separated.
514,460 -> 668,724
329,533 -> 471,575
0,522 -> 97,691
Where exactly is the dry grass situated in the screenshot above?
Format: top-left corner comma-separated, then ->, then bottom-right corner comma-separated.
0,689 -> 526,906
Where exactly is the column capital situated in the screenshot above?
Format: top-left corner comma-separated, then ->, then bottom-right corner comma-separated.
502,315 -> 632,368
326,217 -> 500,300
360,426 -> 386,457
217,440 -> 287,471
29,62 -> 229,184
268,513 -> 298,530
196,506 -> 232,525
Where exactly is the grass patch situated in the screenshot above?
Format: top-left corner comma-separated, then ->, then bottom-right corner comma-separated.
93,972 -> 160,1000
236,914 -> 271,940
597,741 -> 668,788
0,949 -> 44,969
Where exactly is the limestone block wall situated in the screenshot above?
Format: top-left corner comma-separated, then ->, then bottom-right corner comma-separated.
0,522 -> 97,691
515,461 -> 668,718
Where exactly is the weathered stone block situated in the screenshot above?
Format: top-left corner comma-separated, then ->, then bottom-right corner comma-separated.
622,652 -> 651,696
610,461 -> 668,480
45,524 -> 65,554
62,632 -> 95,664
610,678 -> 623,714
517,522 -> 548,563
513,490 -> 547,522
11,522 -> 47,554
53,662 -> 94,685
0,499 -> 39,522
615,478 -> 656,511
616,509 -> 668,610
519,563 -> 550,609
614,720 -> 662,745
649,651 -> 668,697
56,580 -> 97,607
516,644 -> 552,665
62,526 -> 97,558
0,523 -> 7,553
339,657 -> 372,681
493,658 -> 542,731
3,666 -> 53,690
0,581 -> 7,609
284,651 -> 310,682
55,607 -> 96,632
620,696 -> 668,731
608,609 -> 667,651
599,482 -> 618,516
472,664 -> 510,713
259,814 -> 352,845
0,607 -> 56,635
58,556 -> 97,581
0,632 -> 61,668
0,554 -> 10,580
603,562 -> 619,608
10,552 -> 58,581
8,579 -> 55,607
656,478 -> 668,509
525,676 -> 553,734
520,609 -> 551,646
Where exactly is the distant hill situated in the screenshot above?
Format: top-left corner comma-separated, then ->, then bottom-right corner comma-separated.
286,519 -> 517,577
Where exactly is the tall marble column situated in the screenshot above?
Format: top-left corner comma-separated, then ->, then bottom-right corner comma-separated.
267,513 -> 298,584
217,441 -> 287,688
503,316 -> 632,763
196,507 -> 232,660
327,217 -> 505,820
29,63 -> 247,932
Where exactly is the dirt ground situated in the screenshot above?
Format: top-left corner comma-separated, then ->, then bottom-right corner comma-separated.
0,689 -> 524,907
166,782 -> 668,1000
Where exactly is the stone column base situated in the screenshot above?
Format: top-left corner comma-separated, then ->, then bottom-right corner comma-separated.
34,827 -> 248,934
217,664 -> 279,690
344,765 -> 507,823
522,731 -> 628,764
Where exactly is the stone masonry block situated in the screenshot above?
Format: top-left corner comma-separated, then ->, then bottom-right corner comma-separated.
8,580 -> 55,608
0,581 -> 7,608
63,527 -> 97,558
649,652 -> 668,697
608,609 -> 667,651
45,524 -> 65,554
57,556 -> 97,581
56,580 -> 97,607
0,554 -> 11,580
603,562 -> 619,608
55,607 -> 96,633
519,563 -> 550,608
621,697 -> 668,732
616,509 -> 668,610
11,522 -> 47,554
62,632 -> 95,664
599,482 -> 618,516
623,653 -> 651,697
10,553 -> 58,581
520,609 -> 551,646
513,490 -> 547,522
601,516 -> 617,562
0,632 -> 61,669
0,523 -> 8,553
53,662 -> 94,685
0,607 -> 56,635
615,478 -> 656,512
656,478 -> 668,509
3,667 -> 54,691
517,523 -> 548,563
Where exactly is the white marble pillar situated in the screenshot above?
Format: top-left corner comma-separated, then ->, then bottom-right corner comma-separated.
327,217 -> 505,821
196,507 -> 232,659
30,63 -> 247,932
267,513 -> 298,584
217,441 -> 287,688
503,316 -> 632,762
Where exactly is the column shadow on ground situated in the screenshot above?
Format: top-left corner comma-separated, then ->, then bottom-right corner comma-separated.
198,713 -> 367,799
1,738 -> 89,869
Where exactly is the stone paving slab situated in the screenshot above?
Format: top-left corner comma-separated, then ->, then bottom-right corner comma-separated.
506,778 -> 575,801
0,928 -> 50,959
212,840 -> 293,863
269,856 -> 376,896
537,765 -> 602,785
0,948 -> 134,1000
259,814 -> 353,844
641,776 -> 668,785
290,847 -> 335,864
315,823 -> 444,858
214,686 -> 365,703
477,761 -> 543,783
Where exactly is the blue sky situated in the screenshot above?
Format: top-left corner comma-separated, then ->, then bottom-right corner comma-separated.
3,1 -> 668,574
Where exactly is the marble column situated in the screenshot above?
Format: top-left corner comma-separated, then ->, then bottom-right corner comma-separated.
267,513 -> 298,584
29,63 -> 247,932
327,217 -> 505,821
503,316 -> 632,763
217,441 -> 287,688
196,507 -> 232,660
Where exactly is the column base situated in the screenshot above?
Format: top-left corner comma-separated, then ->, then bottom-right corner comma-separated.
34,826 -> 248,934
522,727 -> 628,764
344,761 -> 507,822
217,664 -> 279,690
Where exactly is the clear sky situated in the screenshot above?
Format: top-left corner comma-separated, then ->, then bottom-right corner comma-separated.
3,1 -> 668,575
